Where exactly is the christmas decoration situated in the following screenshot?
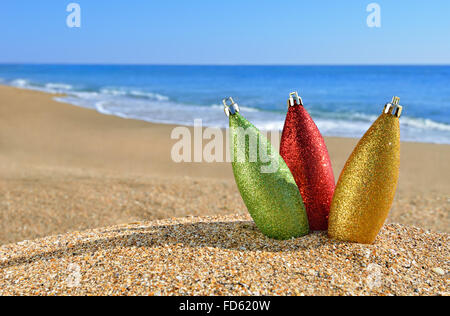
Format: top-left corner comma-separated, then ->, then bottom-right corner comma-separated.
328,97 -> 402,244
224,97 -> 309,240
280,92 -> 335,231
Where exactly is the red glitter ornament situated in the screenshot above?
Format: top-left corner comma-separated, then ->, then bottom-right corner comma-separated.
280,92 -> 335,231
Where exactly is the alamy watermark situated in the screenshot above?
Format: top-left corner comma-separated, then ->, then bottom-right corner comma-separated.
63,4 -> 381,29
66,263 -> 82,287
66,3 -> 81,28
64,4 -> 380,30
170,119 -> 280,174
366,3 -> 381,28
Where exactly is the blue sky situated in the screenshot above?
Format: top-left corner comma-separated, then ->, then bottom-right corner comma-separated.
0,0 -> 449,64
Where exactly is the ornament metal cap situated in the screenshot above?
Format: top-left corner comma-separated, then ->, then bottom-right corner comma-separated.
223,97 -> 240,117
287,91 -> 303,108
383,96 -> 403,118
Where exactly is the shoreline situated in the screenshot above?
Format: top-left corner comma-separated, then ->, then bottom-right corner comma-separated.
1,84 -> 449,185
3,80 -> 450,145
0,85 -> 449,245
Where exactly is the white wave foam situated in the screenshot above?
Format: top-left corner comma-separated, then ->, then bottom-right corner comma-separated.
11,78 -> 30,88
401,117 -> 450,132
344,111 -> 450,132
4,77 -> 449,144
129,90 -> 169,101
45,83 -> 73,91
99,88 -> 127,96
99,87 -> 170,101
55,90 -> 450,144
94,101 -> 113,115
314,110 -> 450,134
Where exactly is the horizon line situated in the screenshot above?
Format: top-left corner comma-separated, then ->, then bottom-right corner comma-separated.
0,62 -> 450,67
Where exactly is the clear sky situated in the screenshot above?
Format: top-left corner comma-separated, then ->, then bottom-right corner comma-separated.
1,0 -> 449,64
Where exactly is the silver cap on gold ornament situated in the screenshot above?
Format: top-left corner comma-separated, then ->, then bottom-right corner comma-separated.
383,96 -> 403,118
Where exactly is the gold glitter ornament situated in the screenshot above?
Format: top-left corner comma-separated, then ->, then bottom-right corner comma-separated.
223,97 -> 309,240
328,97 -> 402,244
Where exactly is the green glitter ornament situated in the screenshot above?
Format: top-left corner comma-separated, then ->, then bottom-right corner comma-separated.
224,97 -> 309,240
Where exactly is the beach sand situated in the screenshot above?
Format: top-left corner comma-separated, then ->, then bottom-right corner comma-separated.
0,85 -> 448,295
0,215 -> 448,296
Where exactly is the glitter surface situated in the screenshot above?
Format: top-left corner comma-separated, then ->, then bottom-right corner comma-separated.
328,112 -> 401,244
280,102 -> 335,231
229,113 -> 309,240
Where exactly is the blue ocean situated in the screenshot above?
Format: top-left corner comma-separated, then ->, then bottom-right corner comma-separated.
0,65 -> 449,144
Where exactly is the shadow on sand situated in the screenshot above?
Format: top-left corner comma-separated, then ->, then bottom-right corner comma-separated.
1,220 -> 328,269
